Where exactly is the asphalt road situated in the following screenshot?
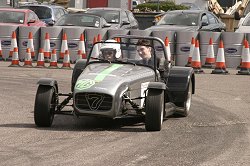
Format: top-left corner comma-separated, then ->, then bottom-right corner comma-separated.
0,61 -> 250,166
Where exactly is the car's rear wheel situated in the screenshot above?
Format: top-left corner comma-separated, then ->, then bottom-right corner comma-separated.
183,81 -> 192,116
145,89 -> 164,131
175,80 -> 192,117
34,85 -> 56,127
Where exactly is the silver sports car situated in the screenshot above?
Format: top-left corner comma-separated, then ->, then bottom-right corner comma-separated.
34,35 -> 195,131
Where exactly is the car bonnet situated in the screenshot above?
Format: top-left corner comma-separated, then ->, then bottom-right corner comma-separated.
74,63 -> 155,93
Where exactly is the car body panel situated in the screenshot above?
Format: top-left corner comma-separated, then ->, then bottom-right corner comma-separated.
86,7 -> 139,29
0,8 -> 46,26
54,13 -> 110,28
18,4 -> 68,25
74,63 -> 155,117
147,10 -> 226,32
235,12 -> 250,33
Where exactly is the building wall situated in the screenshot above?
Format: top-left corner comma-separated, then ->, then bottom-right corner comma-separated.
108,0 -> 130,9
71,0 -> 130,9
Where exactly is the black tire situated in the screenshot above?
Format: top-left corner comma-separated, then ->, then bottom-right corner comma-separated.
71,59 -> 87,92
145,89 -> 164,131
34,85 -> 56,127
175,80 -> 192,117
183,80 -> 192,117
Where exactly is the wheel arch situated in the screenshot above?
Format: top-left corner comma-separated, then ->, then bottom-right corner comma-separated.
148,82 -> 166,90
37,78 -> 58,93
166,66 -> 195,103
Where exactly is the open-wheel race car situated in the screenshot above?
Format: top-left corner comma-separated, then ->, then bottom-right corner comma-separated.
34,35 -> 195,131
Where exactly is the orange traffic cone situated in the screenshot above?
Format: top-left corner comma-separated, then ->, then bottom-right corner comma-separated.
61,50 -> 71,69
49,49 -> 58,68
36,48 -> 45,68
237,39 -> 250,75
27,32 -> 35,60
23,48 -> 33,67
191,40 -> 204,73
0,39 -> 3,61
114,37 -> 121,42
202,38 -> 215,68
91,36 -> 99,58
43,32 -> 51,62
78,33 -> 86,59
9,47 -> 20,67
165,36 -> 171,61
185,37 -> 195,67
9,31 -> 17,61
211,40 -> 229,74
97,34 -> 102,51
237,38 -> 248,69
60,33 -> 68,61
76,50 -> 83,62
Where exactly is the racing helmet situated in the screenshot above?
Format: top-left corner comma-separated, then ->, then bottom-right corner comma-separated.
100,39 -> 121,59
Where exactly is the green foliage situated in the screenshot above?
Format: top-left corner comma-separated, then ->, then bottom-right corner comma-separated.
36,0 -> 50,2
136,1 -> 188,12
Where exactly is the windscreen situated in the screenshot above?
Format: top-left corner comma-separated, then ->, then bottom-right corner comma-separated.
0,11 -> 25,24
55,14 -> 101,27
158,12 -> 199,26
19,6 -> 51,19
87,10 -> 119,24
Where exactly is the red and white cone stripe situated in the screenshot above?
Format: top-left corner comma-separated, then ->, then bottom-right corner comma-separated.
91,36 -> 99,58
10,47 -> 19,66
24,48 -> 33,67
191,40 -> 201,68
188,37 -> 195,64
9,31 -> 17,57
49,49 -> 58,68
76,50 -> 82,61
60,33 -> 68,59
241,40 -> 250,68
27,32 -> 35,58
205,38 -> 215,63
78,33 -> 86,59
44,32 -> 51,59
165,37 -> 171,61
37,48 -> 45,67
62,50 -> 71,68
97,34 -> 102,51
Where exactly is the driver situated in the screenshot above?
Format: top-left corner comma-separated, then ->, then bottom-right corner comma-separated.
100,39 -> 121,61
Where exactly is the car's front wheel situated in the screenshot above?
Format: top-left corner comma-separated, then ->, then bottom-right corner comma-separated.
145,89 -> 164,131
34,85 -> 57,127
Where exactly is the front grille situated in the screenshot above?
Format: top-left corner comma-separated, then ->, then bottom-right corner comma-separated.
75,93 -> 113,111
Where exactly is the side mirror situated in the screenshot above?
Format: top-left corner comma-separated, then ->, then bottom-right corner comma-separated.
201,22 -> 208,27
28,19 -> 35,24
152,20 -> 157,25
122,20 -> 130,25
48,20 -> 55,26
103,23 -> 111,28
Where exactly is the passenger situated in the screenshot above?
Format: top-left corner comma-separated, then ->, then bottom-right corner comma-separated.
136,39 -> 155,66
100,39 -> 121,61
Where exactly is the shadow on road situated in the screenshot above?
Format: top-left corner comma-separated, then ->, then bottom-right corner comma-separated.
0,116 -> 148,132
